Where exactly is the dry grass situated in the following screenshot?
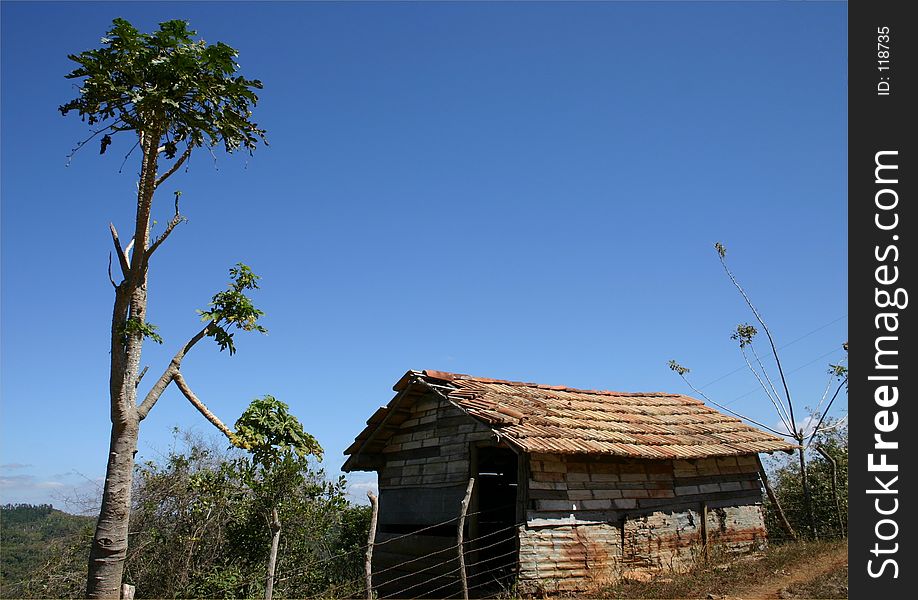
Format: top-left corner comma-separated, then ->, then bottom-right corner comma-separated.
592,539 -> 847,599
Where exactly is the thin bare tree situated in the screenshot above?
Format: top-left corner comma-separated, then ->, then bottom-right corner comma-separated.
668,243 -> 847,539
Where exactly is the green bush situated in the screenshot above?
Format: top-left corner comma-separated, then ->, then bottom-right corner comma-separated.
763,422 -> 848,541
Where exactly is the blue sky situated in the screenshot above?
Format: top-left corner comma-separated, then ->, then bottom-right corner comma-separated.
1,1 -> 847,511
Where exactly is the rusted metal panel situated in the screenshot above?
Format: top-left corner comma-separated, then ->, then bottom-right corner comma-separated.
518,523 -> 623,593
519,502 -> 767,593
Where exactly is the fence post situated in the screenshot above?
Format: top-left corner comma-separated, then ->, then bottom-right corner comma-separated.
121,584 -> 135,599
755,454 -> 797,541
700,502 -> 709,561
365,491 -> 380,600
814,444 -> 845,536
458,477 -> 475,600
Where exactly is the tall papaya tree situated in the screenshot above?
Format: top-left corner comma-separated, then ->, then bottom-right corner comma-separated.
59,19 -> 267,598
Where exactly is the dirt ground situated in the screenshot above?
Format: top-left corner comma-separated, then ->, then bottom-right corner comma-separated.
728,543 -> 848,599
596,539 -> 848,599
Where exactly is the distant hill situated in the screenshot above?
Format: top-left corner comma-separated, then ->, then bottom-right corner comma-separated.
0,504 -> 93,596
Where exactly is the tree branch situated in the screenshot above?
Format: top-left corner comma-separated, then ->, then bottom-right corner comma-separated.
65,118 -> 126,166
154,145 -> 192,188
172,372 -> 239,445
718,250 -> 797,429
806,377 -> 848,447
675,372 -> 790,438
146,212 -> 186,261
136,322 -> 214,420
749,343 -> 789,420
109,223 -> 131,279
108,253 -> 117,288
740,346 -> 794,434
135,366 -> 149,388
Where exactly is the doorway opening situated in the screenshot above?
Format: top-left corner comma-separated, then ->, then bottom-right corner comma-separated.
469,445 -> 519,595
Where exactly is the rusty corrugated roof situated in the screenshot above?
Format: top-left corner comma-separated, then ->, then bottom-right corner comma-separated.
343,370 -> 796,468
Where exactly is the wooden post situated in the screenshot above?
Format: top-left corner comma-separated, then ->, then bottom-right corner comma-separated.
815,444 -> 845,537
756,454 -> 798,541
365,491 -> 380,600
458,478 -> 475,600
121,584 -> 135,599
700,502 -> 709,561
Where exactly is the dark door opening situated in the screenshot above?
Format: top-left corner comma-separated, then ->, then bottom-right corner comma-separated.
469,446 -> 519,595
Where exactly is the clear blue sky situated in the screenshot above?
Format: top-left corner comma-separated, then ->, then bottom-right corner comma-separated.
1,1 -> 847,511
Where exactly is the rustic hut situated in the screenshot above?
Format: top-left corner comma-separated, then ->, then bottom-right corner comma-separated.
343,370 -> 796,595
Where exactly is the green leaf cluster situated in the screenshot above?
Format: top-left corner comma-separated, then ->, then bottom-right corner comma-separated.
762,423 -> 848,541
731,323 -> 758,348
233,396 -> 322,465
667,359 -> 690,376
59,18 -> 266,154
120,317 -> 164,344
199,263 -> 267,355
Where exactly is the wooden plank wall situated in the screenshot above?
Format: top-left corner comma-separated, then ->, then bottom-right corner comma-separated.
372,393 -> 494,596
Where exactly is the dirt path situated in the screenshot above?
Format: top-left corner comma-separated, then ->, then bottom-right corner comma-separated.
728,544 -> 848,599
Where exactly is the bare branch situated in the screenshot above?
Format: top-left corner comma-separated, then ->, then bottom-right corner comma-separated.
136,322 -> 214,420
717,248 -> 797,429
748,343 -> 788,416
146,213 -> 186,261
675,372 -> 790,438
815,355 -> 847,413
65,118 -> 126,166
806,377 -> 848,447
118,140 -> 141,174
108,253 -> 117,288
173,372 -> 239,445
740,346 -> 794,433
814,414 -> 848,434
109,223 -> 130,279
154,145 -> 192,188
135,366 -> 149,389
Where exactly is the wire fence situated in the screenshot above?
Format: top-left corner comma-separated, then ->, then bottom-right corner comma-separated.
269,502 -> 524,600
375,524 -> 522,600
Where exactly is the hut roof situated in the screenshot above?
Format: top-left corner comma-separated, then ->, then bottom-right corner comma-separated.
343,370 -> 796,471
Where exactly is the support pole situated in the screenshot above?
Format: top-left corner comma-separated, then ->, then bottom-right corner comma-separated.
365,491 -> 379,600
756,454 -> 797,541
458,478 -> 475,600
815,444 -> 845,537
700,502 -> 709,561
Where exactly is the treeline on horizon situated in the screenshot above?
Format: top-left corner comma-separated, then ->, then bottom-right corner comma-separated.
0,503 -> 94,594
1,433 -> 371,599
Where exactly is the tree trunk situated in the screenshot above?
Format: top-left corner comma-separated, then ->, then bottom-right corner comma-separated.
87,130 -> 159,599
265,507 -> 281,600
86,420 -> 140,598
755,455 -> 797,541
798,445 -> 817,538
